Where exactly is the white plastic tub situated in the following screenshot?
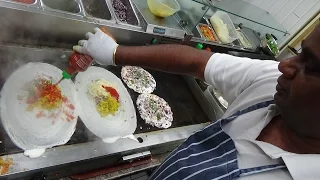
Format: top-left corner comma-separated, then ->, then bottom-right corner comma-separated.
147,0 -> 180,17
210,11 -> 238,43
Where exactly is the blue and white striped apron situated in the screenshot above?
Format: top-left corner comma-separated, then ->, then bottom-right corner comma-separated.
150,100 -> 286,180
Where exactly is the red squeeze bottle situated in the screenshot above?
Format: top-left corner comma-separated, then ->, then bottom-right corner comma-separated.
61,52 -> 93,79
57,28 -> 114,85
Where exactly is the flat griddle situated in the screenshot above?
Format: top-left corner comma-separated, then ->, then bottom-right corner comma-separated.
0,63 -> 209,156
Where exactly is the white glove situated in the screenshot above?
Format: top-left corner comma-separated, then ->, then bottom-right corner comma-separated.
73,27 -> 119,65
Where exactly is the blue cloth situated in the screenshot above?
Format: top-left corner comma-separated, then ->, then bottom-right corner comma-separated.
149,100 -> 286,180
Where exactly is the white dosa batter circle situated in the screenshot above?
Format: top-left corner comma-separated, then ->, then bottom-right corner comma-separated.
136,94 -> 173,129
0,62 -> 78,158
121,66 -> 156,94
75,66 -> 137,143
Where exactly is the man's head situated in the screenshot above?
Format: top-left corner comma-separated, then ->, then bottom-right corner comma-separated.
275,25 -> 320,138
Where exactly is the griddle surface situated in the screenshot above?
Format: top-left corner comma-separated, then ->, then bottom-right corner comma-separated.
0,66 -> 209,156
107,66 -> 209,134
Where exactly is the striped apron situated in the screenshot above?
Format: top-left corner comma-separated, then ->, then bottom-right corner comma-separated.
149,100 -> 286,180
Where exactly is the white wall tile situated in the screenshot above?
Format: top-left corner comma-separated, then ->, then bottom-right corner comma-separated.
279,1 -> 320,47
282,13 -> 300,30
267,0 -> 288,17
274,0 -> 303,23
244,0 -> 264,7
259,0 -> 276,11
293,0 -> 317,18
289,0 -> 320,34
259,13 -> 278,27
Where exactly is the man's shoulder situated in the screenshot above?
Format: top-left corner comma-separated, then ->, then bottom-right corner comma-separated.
225,60 -> 280,116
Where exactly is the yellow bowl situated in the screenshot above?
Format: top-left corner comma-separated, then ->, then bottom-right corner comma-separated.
147,0 -> 180,18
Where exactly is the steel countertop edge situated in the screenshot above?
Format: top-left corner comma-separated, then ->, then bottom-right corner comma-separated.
0,123 -> 208,179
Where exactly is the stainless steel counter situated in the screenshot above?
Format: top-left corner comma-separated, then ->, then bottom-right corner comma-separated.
2,123 -> 208,179
0,45 -> 216,179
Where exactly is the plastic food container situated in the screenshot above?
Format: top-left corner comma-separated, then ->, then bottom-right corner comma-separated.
210,11 -> 238,43
147,0 -> 180,18
42,0 -> 81,13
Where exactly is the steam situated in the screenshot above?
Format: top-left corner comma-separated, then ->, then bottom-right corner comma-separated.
0,4 -> 78,49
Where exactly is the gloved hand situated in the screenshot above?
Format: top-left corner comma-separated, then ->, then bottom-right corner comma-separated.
73,27 -> 119,65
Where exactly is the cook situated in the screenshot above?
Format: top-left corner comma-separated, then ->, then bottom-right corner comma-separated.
73,26 -> 320,180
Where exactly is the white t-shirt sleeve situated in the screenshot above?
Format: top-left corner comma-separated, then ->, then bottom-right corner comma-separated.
204,53 -> 279,104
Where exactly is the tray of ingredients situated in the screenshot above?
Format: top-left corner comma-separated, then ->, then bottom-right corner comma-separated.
81,0 -> 114,21
196,23 -> 218,42
236,30 -> 253,49
110,0 -> 140,27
